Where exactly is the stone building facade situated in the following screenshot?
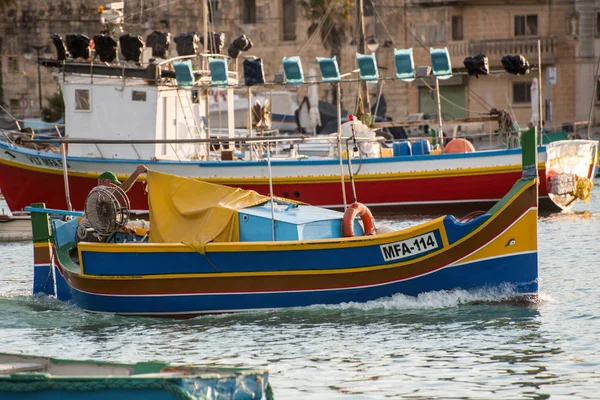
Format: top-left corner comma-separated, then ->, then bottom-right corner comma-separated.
403,0 -> 594,133
0,0 -> 408,123
0,0 -> 597,132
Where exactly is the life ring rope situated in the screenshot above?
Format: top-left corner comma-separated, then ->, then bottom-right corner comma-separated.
342,202 -> 376,237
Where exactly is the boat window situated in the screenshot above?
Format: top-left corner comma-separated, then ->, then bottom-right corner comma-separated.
132,90 -> 147,102
75,89 -> 91,111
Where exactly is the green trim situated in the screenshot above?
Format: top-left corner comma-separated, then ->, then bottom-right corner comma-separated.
30,203 -> 51,243
487,179 -> 532,215
521,127 -> 537,172
132,361 -> 172,375
55,242 -> 80,274
486,126 -> 538,215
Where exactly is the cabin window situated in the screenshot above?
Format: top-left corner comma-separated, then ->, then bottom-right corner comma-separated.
514,15 -> 537,36
513,82 -> 532,103
74,89 -> 91,111
452,16 -> 463,41
132,90 -> 147,102
282,0 -> 296,41
241,0 -> 256,24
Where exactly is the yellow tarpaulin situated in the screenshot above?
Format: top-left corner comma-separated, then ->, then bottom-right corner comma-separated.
147,171 -> 270,245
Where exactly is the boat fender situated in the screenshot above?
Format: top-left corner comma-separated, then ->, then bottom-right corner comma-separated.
213,90 -> 227,102
342,202 -> 376,237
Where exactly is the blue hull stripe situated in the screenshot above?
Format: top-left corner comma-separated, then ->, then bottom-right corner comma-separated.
53,253 -> 538,314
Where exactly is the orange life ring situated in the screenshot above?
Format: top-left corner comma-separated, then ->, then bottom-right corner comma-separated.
342,202 -> 376,237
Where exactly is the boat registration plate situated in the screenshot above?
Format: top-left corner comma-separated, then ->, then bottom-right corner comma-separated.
380,232 -> 440,262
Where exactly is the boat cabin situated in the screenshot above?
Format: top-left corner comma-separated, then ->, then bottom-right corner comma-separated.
238,202 -> 364,241
60,69 -> 228,161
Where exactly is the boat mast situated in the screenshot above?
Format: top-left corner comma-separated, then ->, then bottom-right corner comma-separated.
537,39 -> 543,145
203,0 -> 211,157
435,78 -> 444,152
356,0 -> 371,117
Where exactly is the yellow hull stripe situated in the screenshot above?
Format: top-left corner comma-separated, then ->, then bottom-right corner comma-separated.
454,208 -> 537,264
73,183 -> 535,281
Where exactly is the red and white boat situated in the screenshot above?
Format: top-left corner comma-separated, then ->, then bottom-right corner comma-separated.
0,42 -> 596,214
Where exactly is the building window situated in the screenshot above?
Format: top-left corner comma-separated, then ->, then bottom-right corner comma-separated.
9,99 -> 19,111
596,12 -> 600,36
132,90 -> 146,102
514,15 -> 537,36
513,82 -> 532,103
208,0 -> 219,23
427,23 -> 436,44
8,57 -> 18,73
363,0 -> 374,17
241,0 -> 256,24
438,21 -> 446,43
596,80 -> 600,102
282,0 -> 296,41
452,16 -> 463,41
75,89 -> 91,111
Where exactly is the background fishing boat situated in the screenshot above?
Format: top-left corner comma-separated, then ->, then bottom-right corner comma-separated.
0,14 -> 596,214
0,352 -> 272,400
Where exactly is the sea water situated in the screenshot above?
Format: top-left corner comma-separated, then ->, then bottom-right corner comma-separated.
0,181 -> 599,399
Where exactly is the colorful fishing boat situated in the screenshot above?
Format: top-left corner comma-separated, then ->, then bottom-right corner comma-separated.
0,352 -> 272,400
27,127 -> 540,317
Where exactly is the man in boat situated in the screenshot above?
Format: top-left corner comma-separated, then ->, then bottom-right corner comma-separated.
76,164 -> 148,243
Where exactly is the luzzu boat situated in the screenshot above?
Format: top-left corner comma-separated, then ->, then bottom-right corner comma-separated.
0,352 -> 272,400
27,128 -> 541,317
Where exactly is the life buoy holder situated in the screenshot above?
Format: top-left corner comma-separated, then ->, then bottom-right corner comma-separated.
342,202 -> 376,237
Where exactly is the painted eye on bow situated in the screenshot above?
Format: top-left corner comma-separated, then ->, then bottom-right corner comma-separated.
506,238 -> 516,247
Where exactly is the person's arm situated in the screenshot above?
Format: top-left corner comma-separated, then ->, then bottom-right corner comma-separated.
119,164 -> 148,193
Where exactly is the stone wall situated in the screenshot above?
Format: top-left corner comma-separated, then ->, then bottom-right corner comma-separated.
404,0 -> 582,131
0,0 -> 409,122
1,0 -> 592,131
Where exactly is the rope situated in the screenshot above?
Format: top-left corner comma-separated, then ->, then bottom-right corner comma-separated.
372,5 -> 398,49
298,0 -> 338,56
459,210 -> 487,223
572,176 -> 594,203
122,0 -> 185,24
